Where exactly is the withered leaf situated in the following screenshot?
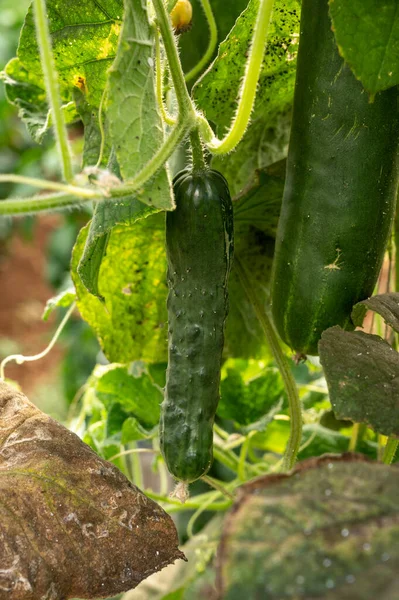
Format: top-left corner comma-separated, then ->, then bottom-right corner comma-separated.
218,454 -> 399,599
0,381 -> 184,600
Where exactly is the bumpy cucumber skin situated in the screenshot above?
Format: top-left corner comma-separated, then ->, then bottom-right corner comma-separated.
271,0 -> 399,356
161,170 -> 234,482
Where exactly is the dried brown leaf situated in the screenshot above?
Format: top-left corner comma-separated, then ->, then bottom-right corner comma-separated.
0,381 -> 184,600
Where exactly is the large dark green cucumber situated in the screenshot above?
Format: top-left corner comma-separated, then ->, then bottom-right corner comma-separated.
160,169 -> 234,483
271,0 -> 399,356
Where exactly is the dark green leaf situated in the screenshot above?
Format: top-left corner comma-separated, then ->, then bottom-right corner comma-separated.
319,327 -> 399,437
0,380 -> 184,600
351,292 -> 399,332
329,0 -> 399,95
219,455 -> 399,599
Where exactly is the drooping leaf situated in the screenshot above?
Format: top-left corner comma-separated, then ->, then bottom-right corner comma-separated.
71,216 -> 168,363
4,0 -> 123,140
218,455 -> 399,599
351,292 -> 399,332
319,327 -> 399,438
194,0 -> 300,193
0,380 -> 184,600
107,0 -> 174,211
329,0 -> 399,96
42,287 -> 76,321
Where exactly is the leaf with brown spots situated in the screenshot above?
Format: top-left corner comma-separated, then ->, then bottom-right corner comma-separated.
0,381 -> 184,600
218,455 -> 399,599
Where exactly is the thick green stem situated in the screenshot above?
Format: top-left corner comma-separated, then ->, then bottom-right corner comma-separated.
0,192 -> 101,216
382,438 -> 398,465
185,0 -> 218,83
190,128 -> 207,171
235,256 -> 302,471
0,175 -> 97,198
204,0 -> 274,155
152,0 -> 195,118
33,0 -> 73,182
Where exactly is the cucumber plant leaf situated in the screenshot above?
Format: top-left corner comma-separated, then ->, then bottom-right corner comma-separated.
4,0 -> 123,142
71,216 -> 169,363
329,0 -> 399,96
0,380 -> 184,600
218,455 -> 399,599
319,328 -> 399,438
194,0 -> 300,192
218,359 -> 285,426
107,0 -> 174,211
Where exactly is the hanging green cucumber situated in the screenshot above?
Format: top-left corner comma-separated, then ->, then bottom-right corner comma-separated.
271,0 -> 399,356
160,169 -> 234,483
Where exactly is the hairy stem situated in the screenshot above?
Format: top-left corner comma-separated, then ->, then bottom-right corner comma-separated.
0,192 -> 101,216
190,128 -> 207,171
152,0 -> 196,118
33,0 -> 73,182
0,175 -> 97,198
235,256 -> 302,471
205,0 -> 274,155
155,28 -> 177,126
185,0 -> 218,83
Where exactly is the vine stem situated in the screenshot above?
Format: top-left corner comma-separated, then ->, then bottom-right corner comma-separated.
382,438 -> 398,465
33,0 -> 73,182
155,28 -> 176,126
0,192 -> 102,216
235,256 -> 302,471
152,0 -> 195,119
185,0 -> 218,83
348,422 -> 366,452
0,175 -> 98,198
202,0 -> 274,155
0,303 -> 76,380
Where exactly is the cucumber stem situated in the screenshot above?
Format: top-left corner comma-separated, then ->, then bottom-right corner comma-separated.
235,256 -> 302,471
33,0 -> 74,182
155,28 -> 177,126
185,0 -> 218,83
348,422 -> 366,452
190,128 -> 207,171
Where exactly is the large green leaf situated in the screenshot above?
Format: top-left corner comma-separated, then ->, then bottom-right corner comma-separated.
218,455 -> 399,599
71,215 -> 168,363
329,0 -> 399,96
0,380 -> 184,600
194,0 -> 300,193
4,0 -> 123,141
